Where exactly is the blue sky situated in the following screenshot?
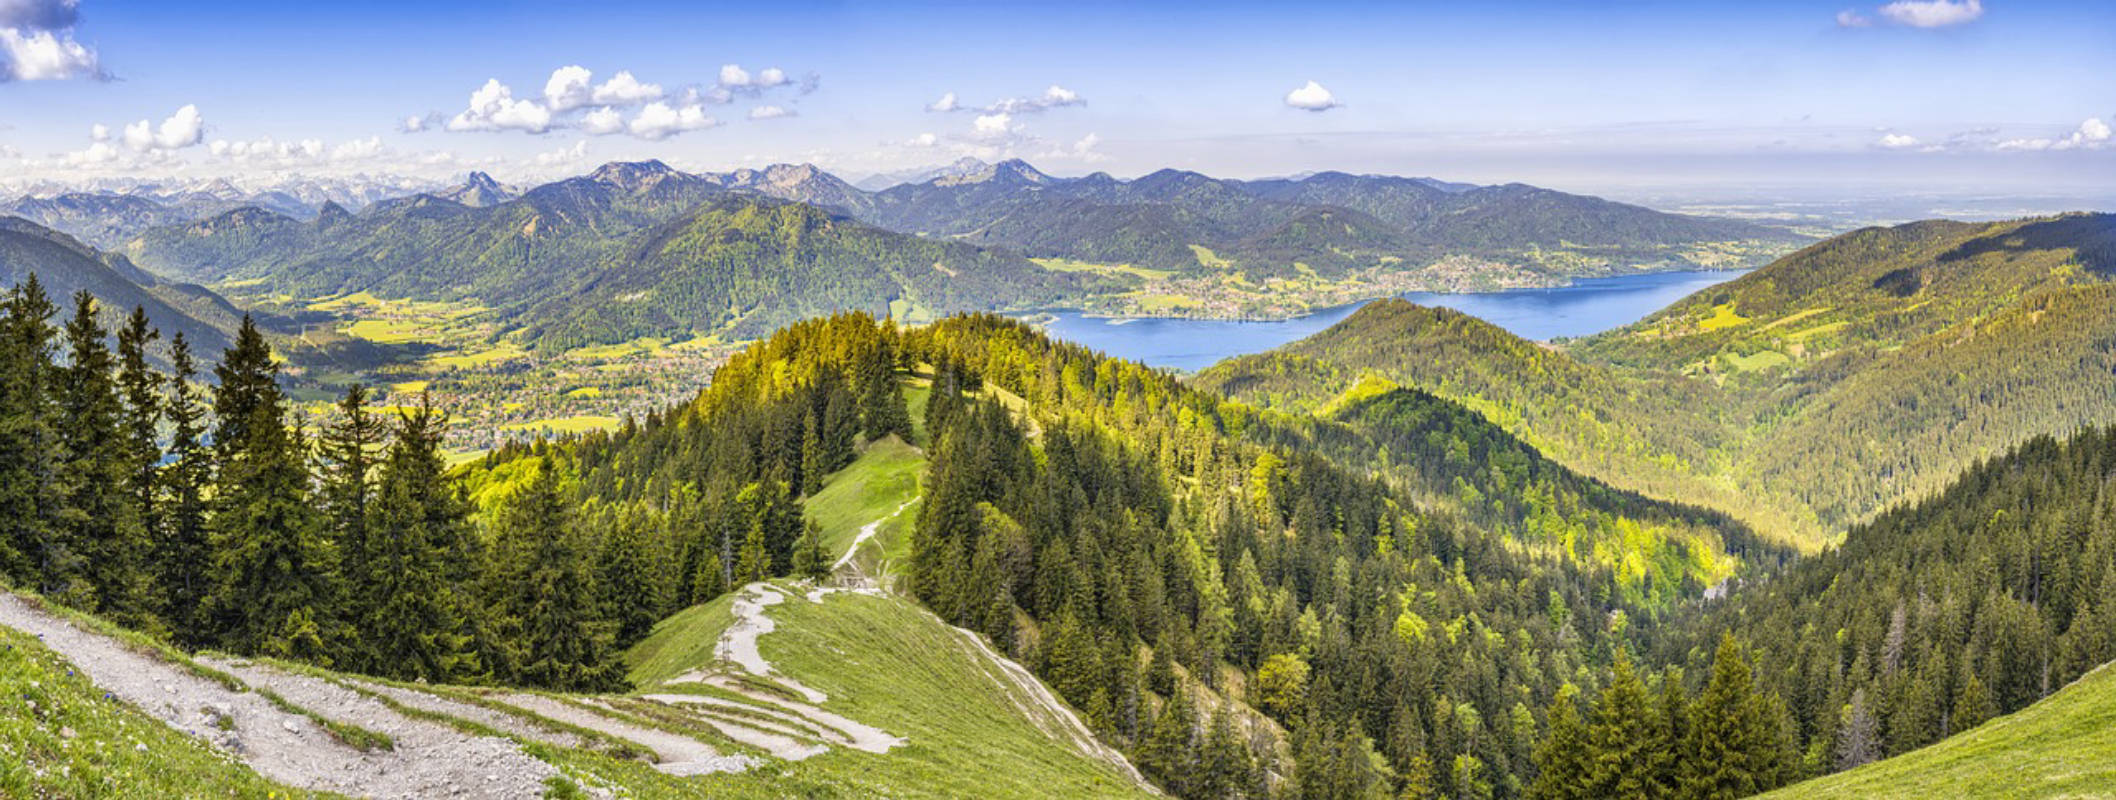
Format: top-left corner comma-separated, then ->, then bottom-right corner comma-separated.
1,0 -> 2111,196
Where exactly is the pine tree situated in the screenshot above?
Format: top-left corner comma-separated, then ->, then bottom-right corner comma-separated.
1833,688 -> 1880,771
1953,670 -> 1996,733
1584,655 -> 1669,799
318,384 -> 385,631
1531,685 -> 1590,800
114,306 -> 162,554
1139,679 -> 1199,796
0,275 -> 60,584
597,503 -> 665,647
1680,634 -> 1767,800
799,413 -> 827,496
156,332 -> 213,640
203,321 -> 339,663
360,400 -> 479,682
499,468 -> 624,692
857,353 -> 910,441
54,291 -> 153,622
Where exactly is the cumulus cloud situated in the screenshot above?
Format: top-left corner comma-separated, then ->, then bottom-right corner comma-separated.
906,132 -> 939,147
1996,118 -> 2112,151
122,105 -> 205,152
0,0 -> 100,81
1835,9 -> 1872,27
437,65 -> 795,139
628,102 -> 716,140
1876,132 -> 1920,149
929,85 -> 1086,115
578,106 -> 624,135
534,139 -> 589,167
591,70 -> 662,105
971,112 -> 1017,139
1284,80 -> 1339,111
1877,0 -> 1982,27
448,79 -> 555,133
1040,132 -> 1106,163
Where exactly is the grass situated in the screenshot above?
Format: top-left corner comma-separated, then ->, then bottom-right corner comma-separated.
500,415 -> 621,435
345,318 -> 446,345
1761,663 -> 2116,800
803,435 -> 926,569
0,626 -> 334,798
1030,258 -> 1176,281
564,387 -> 602,398
1697,301 -> 1751,332
565,338 -> 668,361
389,380 -> 430,394
620,586 -> 1152,799
425,342 -> 527,369
1723,350 -> 1791,372
1786,321 -> 1849,342
1188,244 -> 1233,269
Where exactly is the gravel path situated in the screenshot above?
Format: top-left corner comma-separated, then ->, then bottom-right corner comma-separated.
343,678 -> 587,750
0,593 -> 560,799
715,584 -> 828,703
832,497 -> 919,573
492,692 -> 754,776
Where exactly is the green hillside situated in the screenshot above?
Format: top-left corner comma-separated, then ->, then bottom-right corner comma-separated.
1199,213 -> 2116,547
1,216 -> 240,353
1758,663 -> 2116,800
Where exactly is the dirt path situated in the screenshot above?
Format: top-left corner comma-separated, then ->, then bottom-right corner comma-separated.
0,592 -> 558,799
200,655 -> 562,798
833,497 -> 919,573
715,584 -> 828,704
342,678 -> 586,750
493,692 -> 754,776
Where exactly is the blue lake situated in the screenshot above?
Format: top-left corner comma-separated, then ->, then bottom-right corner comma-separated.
1041,268 -> 1748,372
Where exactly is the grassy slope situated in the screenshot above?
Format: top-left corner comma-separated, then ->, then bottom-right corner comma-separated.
1761,664 -> 2116,800
0,624 -> 324,798
803,434 -> 925,567
622,588 -> 1153,799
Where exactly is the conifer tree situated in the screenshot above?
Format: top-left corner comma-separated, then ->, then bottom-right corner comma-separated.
156,332 -> 213,639
55,291 -> 153,621
1680,634 -> 1771,800
1531,685 -> 1590,800
597,503 -> 665,646
360,399 -> 479,682
114,306 -> 162,547
204,319 -> 339,663
1586,655 -> 1667,798
499,467 -> 624,692
1953,670 -> 1996,733
0,275 -> 61,585
318,384 -> 384,622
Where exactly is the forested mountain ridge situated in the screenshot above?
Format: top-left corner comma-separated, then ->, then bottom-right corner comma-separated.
124,163 -> 1092,349
0,216 -> 238,353
1199,213 -> 2116,547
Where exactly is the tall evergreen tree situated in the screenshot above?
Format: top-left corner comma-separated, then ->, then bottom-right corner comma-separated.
1585,655 -> 1669,798
1680,634 -> 1775,800
317,383 -> 385,641
156,332 -> 213,640
55,291 -> 153,622
596,503 -> 665,647
498,467 -> 624,692
114,306 -> 162,548
360,399 -> 480,682
0,276 -> 61,588
204,319 -> 340,663
1531,685 -> 1591,800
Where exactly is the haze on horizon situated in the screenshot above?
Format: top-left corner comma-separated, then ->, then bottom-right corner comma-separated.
1,0 -> 2111,203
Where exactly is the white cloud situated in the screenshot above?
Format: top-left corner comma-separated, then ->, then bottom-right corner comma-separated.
122,105 -> 205,152
1835,9 -> 1872,27
1043,132 -> 1106,163
1041,85 -> 1080,107
89,122 -> 107,141
1876,0 -> 1982,27
330,136 -> 382,161
1285,80 -> 1339,112
1876,132 -> 1920,149
906,132 -> 939,147
448,79 -> 555,133
749,105 -> 794,120
1,26 -> 99,81
591,70 -> 662,105
0,0 -> 79,30
628,102 -> 717,140
718,63 -> 750,87
64,140 -> 119,165
543,65 -> 594,111
402,115 -> 427,133
578,106 -> 624,135
534,139 -> 589,167
972,112 -> 1016,139
1995,118 -> 2113,152
931,85 -> 1086,115
926,92 -> 959,113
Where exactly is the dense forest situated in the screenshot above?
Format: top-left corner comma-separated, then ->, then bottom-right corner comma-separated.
5,262 -> 2112,798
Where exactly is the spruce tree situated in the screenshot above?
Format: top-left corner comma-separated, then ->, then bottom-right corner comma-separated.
156,332 -> 213,640
54,291 -> 153,622
1680,634 -> 1768,800
0,275 -> 59,584
596,503 -> 665,647
204,321 -> 340,663
1586,655 -> 1668,798
1953,670 -> 1996,733
114,306 -> 162,550
360,399 -> 479,682
1531,685 -> 1590,800
318,383 -> 385,629
500,467 -> 624,692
